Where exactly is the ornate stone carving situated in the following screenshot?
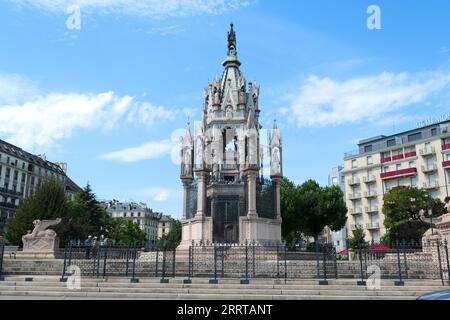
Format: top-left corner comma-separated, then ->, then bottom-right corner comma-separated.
21,218 -> 61,256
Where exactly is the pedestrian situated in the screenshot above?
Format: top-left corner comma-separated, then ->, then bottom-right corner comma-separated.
85,235 -> 92,259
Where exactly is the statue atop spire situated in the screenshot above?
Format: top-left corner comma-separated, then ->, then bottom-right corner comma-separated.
227,23 -> 237,56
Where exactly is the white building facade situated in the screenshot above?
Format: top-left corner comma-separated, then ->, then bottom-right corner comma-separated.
343,120 -> 450,243
103,200 -> 162,244
0,139 -> 80,234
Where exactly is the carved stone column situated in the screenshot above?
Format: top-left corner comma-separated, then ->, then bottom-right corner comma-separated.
272,176 -> 282,220
194,168 -> 209,219
181,178 -> 193,220
245,167 -> 258,218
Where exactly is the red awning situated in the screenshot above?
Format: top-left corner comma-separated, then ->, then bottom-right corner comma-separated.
371,244 -> 391,251
338,249 -> 349,255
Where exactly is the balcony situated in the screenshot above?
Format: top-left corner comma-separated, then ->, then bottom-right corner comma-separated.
350,224 -> 364,231
443,161 -> 450,168
423,181 -> 439,190
364,190 -> 378,198
442,144 -> 450,151
348,193 -> 362,200
347,177 -> 360,186
419,147 -> 436,156
363,175 -> 376,183
365,206 -> 379,214
366,222 -> 380,230
380,167 -> 417,179
380,151 -> 416,164
421,164 -> 438,173
349,208 -> 362,215
381,157 -> 392,164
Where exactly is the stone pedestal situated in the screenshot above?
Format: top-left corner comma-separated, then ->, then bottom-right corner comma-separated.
17,236 -> 61,259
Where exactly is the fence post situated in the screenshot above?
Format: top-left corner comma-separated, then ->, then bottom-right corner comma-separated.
357,243 -> 366,286
402,240 -> 408,280
395,241 -> 404,286
319,245 -> 328,285
102,244 -> 108,278
155,248 -> 159,278
444,239 -> 450,285
0,239 -> 5,281
125,243 -> 130,277
241,241 -> 249,284
130,243 -> 139,283
315,242 -> 320,279
160,247 -> 169,283
333,247 -> 338,279
59,242 -> 69,282
172,247 -> 176,278
252,241 -> 256,278
209,243 -> 218,284
436,240 -> 444,286
276,244 -> 280,279
184,246 -> 192,284
284,245 -> 287,284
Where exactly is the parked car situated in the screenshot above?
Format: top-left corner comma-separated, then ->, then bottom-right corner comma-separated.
417,290 -> 450,300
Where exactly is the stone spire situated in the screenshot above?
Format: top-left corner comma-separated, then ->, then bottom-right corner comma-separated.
181,124 -> 193,178
227,23 -> 237,56
270,120 -> 282,177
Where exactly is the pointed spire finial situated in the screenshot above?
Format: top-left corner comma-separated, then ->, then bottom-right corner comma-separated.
227,22 -> 236,56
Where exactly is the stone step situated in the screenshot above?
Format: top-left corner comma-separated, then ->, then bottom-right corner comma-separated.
0,290 -> 417,300
0,281 -> 445,292
0,285 -> 435,297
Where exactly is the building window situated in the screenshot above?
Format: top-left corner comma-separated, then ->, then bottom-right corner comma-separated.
396,164 -> 401,171
351,160 -> 357,168
383,166 -> 389,173
411,177 -> 417,187
408,132 -> 422,142
431,128 -> 437,136
387,139 -> 396,147
409,161 -> 415,168
364,145 -> 373,153
367,156 -> 373,165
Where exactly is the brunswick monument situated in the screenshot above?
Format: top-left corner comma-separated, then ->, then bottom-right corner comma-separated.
179,24 -> 282,247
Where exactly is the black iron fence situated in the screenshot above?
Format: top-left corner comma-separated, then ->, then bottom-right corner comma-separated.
57,239 -> 450,286
60,241 -> 176,283
353,240 -> 450,286
0,238 -> 4,281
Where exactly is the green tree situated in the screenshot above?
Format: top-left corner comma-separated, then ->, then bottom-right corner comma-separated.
6,178 -> 71,245
280,177 -> 300,244
159,219 -> 182,247
348,226 -> 367,250
280,178 -> 347,244
106,217 -> 146,243
383,186 -> 445,242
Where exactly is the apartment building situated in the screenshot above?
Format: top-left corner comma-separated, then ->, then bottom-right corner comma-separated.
102,200 -> 162,244
0,139 -> 80,234
343,119 -> 450,242
328,166 -> 348,252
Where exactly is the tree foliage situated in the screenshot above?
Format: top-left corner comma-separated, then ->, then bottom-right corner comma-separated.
383,186 -> 445,242
348,226 -> 367,250
157,219 -> 182,248
6,178 -> 71,245
5,180 -> 147,245
106,218 -> 146,243
280,178 -> 347,244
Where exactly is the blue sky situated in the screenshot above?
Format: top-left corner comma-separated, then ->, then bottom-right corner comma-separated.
1,0 -> 450,218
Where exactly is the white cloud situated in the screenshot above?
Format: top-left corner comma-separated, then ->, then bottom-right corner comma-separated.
100,127 -> 185,163
100,140 -> 173,162
11,0 -> 255,18
0,74 -> 177,151
133,187 -> 182,202
284,70 -> 450,127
